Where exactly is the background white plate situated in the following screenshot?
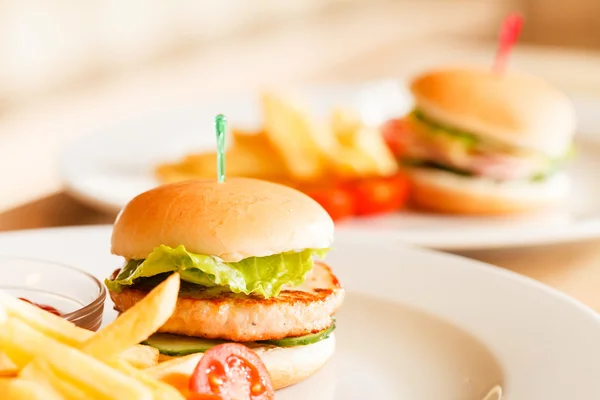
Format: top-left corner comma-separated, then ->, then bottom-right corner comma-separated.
1,225 -> 600,399
59,82 -> 600,250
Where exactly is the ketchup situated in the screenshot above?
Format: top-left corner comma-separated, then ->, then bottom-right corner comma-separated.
19,298 -> 62,316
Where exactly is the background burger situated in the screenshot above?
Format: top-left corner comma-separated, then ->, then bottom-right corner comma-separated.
385,67 -> 576,214
106,178 -> 344,390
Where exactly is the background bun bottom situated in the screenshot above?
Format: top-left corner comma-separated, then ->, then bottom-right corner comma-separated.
407,168 -> 569,215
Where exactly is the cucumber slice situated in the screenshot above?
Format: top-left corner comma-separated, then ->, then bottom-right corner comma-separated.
259,322 -> 335,347
143,333 -> 228,356
143,322 -> 336,355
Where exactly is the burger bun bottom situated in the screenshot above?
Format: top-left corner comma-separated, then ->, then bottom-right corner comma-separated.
147,335 -> 336,391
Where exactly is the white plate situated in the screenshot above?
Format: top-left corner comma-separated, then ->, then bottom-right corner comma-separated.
59,82 -> 600,250
1,225 -> 599,399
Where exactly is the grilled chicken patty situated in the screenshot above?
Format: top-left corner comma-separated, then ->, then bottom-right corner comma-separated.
110,261 -> 344,342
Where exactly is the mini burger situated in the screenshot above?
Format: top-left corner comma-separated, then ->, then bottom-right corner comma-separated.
398,67 -> 576,214
105,178 -> 344,389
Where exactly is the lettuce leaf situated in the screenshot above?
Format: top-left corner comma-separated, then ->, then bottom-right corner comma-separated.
401,159 -> 473,177
105,245 -> 328,298
411,109 -> 479,149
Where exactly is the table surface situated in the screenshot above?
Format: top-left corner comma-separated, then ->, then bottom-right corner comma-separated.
2,2 -> 600,312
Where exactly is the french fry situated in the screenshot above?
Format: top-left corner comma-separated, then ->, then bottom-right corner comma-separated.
21,359 -> 90,400
81,273 -> 180,362
0,377 -> 62,400
0,352 -> 18,377
0,273 -> 191,398
0,290 -> 92,346
0,318 -> 152,399
120,345 -> 160,369
145,353 -> 203,380
110,358 -> 185,400
262,93 -> 334,181
0,301 -> 7,324
0,290 -> 162,369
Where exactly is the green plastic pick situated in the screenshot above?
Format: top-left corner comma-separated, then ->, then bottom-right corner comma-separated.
215,114 -> 227,183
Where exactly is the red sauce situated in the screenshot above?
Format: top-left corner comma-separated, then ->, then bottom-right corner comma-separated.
18,297 -> 62,316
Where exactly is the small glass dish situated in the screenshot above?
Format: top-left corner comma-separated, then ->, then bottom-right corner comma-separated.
0,256 -> 106,331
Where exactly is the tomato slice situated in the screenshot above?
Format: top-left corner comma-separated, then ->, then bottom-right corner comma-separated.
189,343 -> 274,400
381,118 -> 410,157
346,174 -> 409,216
303,186 -> 355,221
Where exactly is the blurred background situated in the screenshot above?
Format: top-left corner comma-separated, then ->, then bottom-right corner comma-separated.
1,0 -> 599,108
1,0 -> 600,226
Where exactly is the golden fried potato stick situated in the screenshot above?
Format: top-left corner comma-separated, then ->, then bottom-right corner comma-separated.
21,359 -> 90,400
119,345 -> 160,369
0,301 -> 6,324
0,290 -> 91,346
110,359 -> 185,400
0,377 -> 62,400
145,352 -> 203,380
0,352 -> 18,377
81,273 -> 180,362
0,318 -> 152,399
0,291 -> 160,369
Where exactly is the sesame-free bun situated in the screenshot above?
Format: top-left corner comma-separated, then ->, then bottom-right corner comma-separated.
407,167 -> 569,215
410,67 -> 576,157
145,335 -> 336,390
111,178 -> 334,262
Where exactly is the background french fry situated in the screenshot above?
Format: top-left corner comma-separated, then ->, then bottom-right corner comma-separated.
0,377 -> 63,400
331,125 -> 398,178
329,106 -> 398,177
262,92 -> 333,181
0,318 -> 153,399
82,273 -> 180,362
155,92 -> 399,187
156,135 -> 288,183
330,107 -> 362,142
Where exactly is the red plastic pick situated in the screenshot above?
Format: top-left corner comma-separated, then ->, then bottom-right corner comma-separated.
493,13 -> 524,74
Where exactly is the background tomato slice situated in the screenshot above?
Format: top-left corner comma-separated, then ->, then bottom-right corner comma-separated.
381,118 -> 410,157
346,174 -> 409,216
189,343 -> 274,400
304,186 -> 356,221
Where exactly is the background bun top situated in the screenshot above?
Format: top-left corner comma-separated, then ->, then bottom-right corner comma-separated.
410,67 -> 576,156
